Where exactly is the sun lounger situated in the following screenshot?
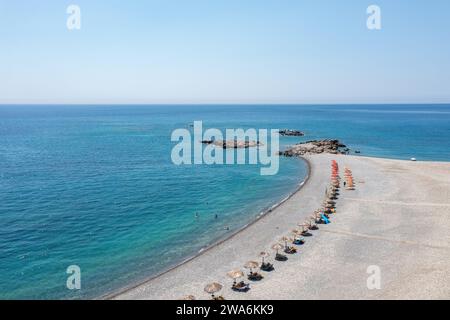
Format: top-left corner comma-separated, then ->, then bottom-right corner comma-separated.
247,272 -> 264,281
232,281 -> 250,292
284,246 -> 297,254
321,214 -> 330,224
260,262 -> 274,272
301,231 -> 313,237
275,253 -> 288,261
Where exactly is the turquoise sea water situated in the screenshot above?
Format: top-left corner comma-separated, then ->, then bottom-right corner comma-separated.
0,104 -> 449,299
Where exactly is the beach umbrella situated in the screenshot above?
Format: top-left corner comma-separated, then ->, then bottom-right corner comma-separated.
180,295 -> 196,300
204,282 -> 223,298
259,251 -> 270,264
280,236 -> 292,248
291,231 -> 301,239
244,261 -> 259,273
308,216 -> 318,228
271,243 -> 283,254
227,270 -> 244,284
227,270 -> 244,279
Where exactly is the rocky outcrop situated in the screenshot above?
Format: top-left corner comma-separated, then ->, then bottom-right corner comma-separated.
279,129 -> 305,136
279,140 -> 347,156
201,140 -> 261,149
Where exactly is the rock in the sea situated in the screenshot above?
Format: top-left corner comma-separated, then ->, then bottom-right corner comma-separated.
279,129 -> 305,136
201,140 -> 261,149
279,140 -> 347,156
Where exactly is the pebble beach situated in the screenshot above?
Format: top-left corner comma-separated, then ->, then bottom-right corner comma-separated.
111,154 -> 450,300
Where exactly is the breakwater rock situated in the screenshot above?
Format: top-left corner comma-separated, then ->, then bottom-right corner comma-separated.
201,140 -> 261,149
279,140 -> 347,156
279,129 -> 305,136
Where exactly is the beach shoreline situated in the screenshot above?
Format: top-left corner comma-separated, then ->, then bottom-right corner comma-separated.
111,154 -> 450,300
104,157 -> 311,299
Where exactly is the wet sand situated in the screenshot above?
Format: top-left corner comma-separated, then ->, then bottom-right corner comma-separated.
111,155 -> 450,300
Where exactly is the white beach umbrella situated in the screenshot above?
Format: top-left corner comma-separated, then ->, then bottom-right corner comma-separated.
259,251 -> 270,264
280,236 -> 293,248
271,243 -> 283,254
227,270 -> 244,284
244,261 -> 259,273
204,282 -> 223,298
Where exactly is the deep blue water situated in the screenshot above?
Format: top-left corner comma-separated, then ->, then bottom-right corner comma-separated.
0,104 -> 449,299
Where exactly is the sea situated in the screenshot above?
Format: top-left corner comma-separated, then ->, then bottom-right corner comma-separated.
0,104 -> 449,299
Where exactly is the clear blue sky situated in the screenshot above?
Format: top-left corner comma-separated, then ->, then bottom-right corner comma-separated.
1,0 -> 449,104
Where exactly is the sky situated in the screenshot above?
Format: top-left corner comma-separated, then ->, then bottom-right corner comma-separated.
0,0 -> 449,104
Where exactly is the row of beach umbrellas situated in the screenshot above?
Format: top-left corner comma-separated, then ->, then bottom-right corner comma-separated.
344,167 -> 355,190
182,160 -> 342,300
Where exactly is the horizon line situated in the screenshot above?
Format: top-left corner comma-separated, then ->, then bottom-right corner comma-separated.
1,102 -> 450,106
